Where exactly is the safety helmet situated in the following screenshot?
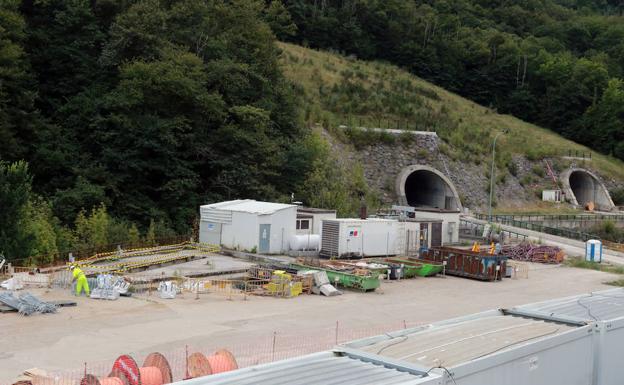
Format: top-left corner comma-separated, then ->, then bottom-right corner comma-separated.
69,265 -> 75,270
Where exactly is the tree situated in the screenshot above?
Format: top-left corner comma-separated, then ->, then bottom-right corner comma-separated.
0,161 -> 32,260
0,2 -> 40,161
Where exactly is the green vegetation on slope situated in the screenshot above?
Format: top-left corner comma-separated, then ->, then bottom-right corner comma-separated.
279,42 -> 624,182
281,0 -> 624,161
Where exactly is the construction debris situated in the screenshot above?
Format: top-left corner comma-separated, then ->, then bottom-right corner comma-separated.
158,281 -> 179,299
502,242 -> 565,264
1,277 -> 23,290
90,274 -> 126,300
0,292 -> 57,316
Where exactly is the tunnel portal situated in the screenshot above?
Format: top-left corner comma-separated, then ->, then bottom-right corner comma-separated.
564,169 -> 615,210
397,166 -> 462,211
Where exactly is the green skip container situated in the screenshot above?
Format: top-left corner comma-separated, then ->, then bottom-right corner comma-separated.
290,263 -> 380,292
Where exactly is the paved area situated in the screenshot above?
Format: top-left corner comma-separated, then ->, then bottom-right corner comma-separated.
0,263 -> 620,382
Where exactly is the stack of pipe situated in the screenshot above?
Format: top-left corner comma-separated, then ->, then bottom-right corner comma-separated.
502,242 -> 565,264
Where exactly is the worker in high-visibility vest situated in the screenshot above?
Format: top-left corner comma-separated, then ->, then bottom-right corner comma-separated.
70,265 -> 90,297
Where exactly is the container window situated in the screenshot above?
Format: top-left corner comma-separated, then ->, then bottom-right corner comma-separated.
297,219 -> 310,230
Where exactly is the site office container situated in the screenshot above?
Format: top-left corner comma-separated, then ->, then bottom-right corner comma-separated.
513,288 -> 624,385
344,309 -> 595,385
422,246 -> 507,281
320,218 -> 403,258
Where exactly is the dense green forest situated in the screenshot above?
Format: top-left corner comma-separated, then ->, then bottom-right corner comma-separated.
281,0 -> 624,159
0,0 -> 372,263
2,0 -> 624,263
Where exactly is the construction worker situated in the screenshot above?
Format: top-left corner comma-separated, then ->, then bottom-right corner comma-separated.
70,265 -> 90,297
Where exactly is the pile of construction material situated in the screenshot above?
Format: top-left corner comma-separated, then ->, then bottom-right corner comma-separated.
0,292 -> 57,316
298,270 -> 341,296
502,242 -> 565,264
90,274 -> 130,300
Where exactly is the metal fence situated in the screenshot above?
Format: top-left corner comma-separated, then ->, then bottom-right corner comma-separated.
27,320 -> 424,385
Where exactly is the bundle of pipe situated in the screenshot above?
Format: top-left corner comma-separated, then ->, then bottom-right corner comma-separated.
502,242 -> 564,264
187,349 -> 238,378
81,353 -> 172,385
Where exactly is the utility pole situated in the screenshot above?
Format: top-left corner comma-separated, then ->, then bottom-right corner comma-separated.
489,129 -> 508,223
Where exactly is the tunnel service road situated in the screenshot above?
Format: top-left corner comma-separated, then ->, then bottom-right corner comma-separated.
0,264 -> 619,382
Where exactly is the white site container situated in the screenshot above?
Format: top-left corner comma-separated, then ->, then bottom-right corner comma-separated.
320,218 -> 402,258
344,309 -> 594,385
585,239 -> 603,263
513,288 -> 624,385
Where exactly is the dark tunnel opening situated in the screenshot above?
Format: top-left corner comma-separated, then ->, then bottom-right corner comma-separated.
405,170 -> 458,210
569,171 -> 595,207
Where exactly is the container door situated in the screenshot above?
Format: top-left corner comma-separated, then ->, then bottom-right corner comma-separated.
431,223 -> 442,247
259,224 -> 271,253
200,221 -> 221,245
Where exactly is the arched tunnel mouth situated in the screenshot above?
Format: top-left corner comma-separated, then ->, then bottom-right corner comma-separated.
568,170 -> 613,210
404,170 -> 460,211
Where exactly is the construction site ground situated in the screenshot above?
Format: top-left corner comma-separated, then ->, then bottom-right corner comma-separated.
1,263 -> 620,382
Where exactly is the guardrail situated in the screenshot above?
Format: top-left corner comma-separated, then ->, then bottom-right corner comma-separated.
475,214 -> 600,242
476,213 -> 624,223
460,219 -> 528,242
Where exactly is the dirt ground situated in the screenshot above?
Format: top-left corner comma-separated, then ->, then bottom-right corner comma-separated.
1,264 -> 620,382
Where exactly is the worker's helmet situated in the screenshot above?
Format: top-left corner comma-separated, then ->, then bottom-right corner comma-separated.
69,265 -> 75,270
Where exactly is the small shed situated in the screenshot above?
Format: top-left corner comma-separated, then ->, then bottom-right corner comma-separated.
199,200 -> 297,254
296,207 -> 337,235
393,205 -> 460,245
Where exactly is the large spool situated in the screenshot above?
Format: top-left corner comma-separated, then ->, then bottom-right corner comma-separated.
81,353 -> 172,385
187,349 -> 238,378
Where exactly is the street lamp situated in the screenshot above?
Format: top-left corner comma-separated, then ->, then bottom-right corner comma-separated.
488,129 -> 509,223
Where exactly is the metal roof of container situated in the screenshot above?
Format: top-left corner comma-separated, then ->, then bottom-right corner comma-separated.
200,200 -> 297,215
174,351 -> 431,385
513,288 -> 624,322
346,312 -> 576,368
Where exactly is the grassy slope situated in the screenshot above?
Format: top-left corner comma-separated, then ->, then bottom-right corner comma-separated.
278,42 -> 624,183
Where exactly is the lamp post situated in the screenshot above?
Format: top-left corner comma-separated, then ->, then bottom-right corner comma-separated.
488,129 -> 508,223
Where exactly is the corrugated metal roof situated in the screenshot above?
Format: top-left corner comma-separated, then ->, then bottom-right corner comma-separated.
177,351 -> 429,385
201,200 -> 297,215
515,288 -> 624,322
352,314 -> 575,368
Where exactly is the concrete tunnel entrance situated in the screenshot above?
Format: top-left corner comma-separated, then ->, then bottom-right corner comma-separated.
396,165 -> 462,211
561,168 -> 615,211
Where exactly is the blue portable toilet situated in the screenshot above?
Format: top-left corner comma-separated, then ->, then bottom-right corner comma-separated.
585,239 -> 603,263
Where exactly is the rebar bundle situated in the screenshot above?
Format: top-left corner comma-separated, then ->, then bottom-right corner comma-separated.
0,292 -> 57,316
502,242 -> 565,264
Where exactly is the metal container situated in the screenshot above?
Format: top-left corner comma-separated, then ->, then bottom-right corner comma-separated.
372,257 -> 444,278
512,288 -> 624,385
172,350 -> 437,384
320,218 -> 402,258
290,263 -> 380,292
345,309 -> 594,385
422,246 -> 507,281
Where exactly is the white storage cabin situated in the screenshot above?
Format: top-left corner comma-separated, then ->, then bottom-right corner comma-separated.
393,205 -> 460,245
199,200 -> 297,254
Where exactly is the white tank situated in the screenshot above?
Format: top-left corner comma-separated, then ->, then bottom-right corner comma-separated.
289,234 -> 320,251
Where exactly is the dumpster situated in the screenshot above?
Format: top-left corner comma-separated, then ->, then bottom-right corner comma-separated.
421,247 -> 507,281
290,263 -> 380,291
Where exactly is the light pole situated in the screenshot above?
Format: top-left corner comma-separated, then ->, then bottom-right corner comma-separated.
488,129 -> 508,223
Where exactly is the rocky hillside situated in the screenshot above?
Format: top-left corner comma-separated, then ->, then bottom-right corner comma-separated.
279,42 -> 624,211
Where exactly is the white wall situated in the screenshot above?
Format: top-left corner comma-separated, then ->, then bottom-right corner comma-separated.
258,207 -> 297,253
413,211 -> 460,245
296,212 -> 337,236
220,211 -> 258,251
